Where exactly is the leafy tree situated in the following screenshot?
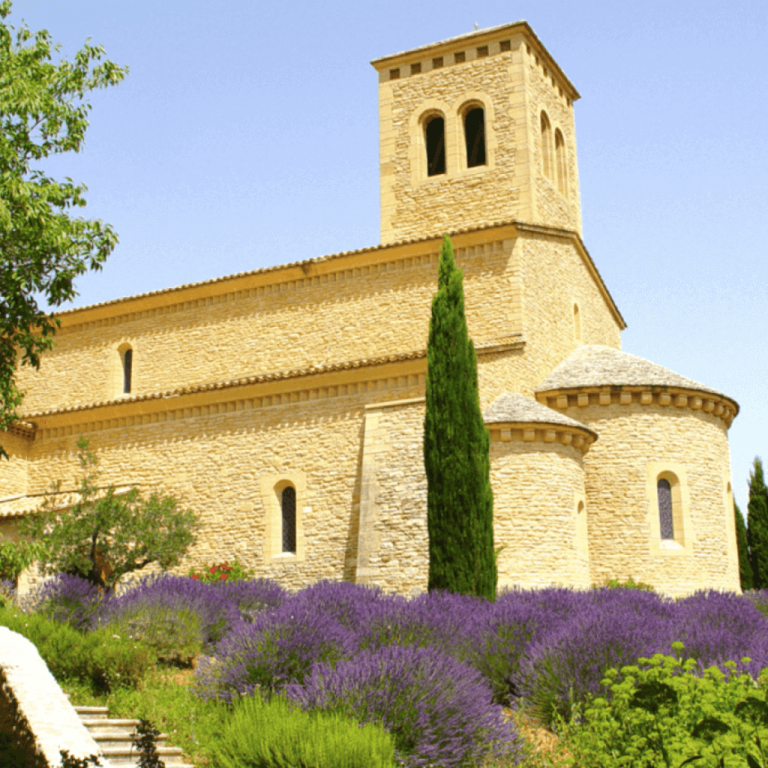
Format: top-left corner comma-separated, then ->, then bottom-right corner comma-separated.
424,234 -> 496,601
0,1 -> 126,444
735,499 -> 753,591
747,457 -> 768,590
17,437 -> 199,592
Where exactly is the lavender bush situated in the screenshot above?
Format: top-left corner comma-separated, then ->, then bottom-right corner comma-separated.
467,587 -> 598,705
357,589 -> 491,661
195,597 -> 360,702
100,574 -> 242,664
513,587 -> 679,726
287,643 -> 520,768
28,573 -> 104,631
211,576 -> 286,621
671,590 -> 768,680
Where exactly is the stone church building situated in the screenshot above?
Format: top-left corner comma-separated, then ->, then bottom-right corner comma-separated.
0,22 -> 741,597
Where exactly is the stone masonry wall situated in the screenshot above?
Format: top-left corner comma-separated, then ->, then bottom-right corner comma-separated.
16,239 -> 520,416
525,46 -> 582,233
520,233 -> 622,395
490,435 -> 590,590
555,398 -> 740,596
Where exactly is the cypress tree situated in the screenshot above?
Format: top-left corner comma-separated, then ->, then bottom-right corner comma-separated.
424,234 -> 496,600
735,500 -> 753,591
747,457 -> 768,589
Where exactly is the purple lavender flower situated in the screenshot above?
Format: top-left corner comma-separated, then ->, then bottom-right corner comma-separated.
28,573 -> 104,631
286,643 -> 520,768
672,590 -> 768,680
513,587 -> 678,726
102,574 -> 241,649
195,597 -> 360,702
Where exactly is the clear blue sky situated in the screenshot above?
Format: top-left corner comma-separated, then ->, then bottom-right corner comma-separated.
9,0 -> 768,514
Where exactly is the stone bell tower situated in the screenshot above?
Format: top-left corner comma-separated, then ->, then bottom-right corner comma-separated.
371,22 -> 583,245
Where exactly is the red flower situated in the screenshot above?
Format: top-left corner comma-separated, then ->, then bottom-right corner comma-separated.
191,574 -> 200,580
220,573 -> 228,580
209,566 -> 217,574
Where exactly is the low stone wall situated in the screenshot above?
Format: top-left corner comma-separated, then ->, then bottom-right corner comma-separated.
0,627 -> 109,767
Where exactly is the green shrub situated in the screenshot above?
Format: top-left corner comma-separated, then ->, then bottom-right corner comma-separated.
104,607 -> 204,666
557,642 -> 768,768
210,692 -> 399,768
88,627 -> 157,690
0,606 -> 155,691
598,576 -> 655,592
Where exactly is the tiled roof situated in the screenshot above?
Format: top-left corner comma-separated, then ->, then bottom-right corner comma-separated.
483,392 -> 596,435
535,345 -> 730,399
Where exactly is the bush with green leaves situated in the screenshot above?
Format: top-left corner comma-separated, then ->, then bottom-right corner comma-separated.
18,437 -> 199,592
599,576 -> 655,592
210,691 -> 399,768
0,605 -> 155,691
557,642 -> 768,768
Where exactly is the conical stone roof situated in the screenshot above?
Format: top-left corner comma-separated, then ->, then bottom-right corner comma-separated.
535,345 -> 727,398
483,393 -> 597,437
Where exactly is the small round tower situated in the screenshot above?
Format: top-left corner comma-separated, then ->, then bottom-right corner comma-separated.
535,345 -> 740,596
484,392 -> 597,590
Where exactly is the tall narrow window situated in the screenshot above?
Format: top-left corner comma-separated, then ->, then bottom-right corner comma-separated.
573,303 -> 581,342
657,479 -> 674,540
555,129 -> 568,195
281,486 -> 296,553
540,111 -> 553,180
122,348 -> 133,394
464,107 -> 486,168
425,115 -> 446,176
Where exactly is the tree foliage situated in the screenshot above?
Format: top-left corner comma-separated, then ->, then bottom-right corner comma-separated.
424,234 -> 496,601
17,437 -> 199,591
748,457 -> 768,590
735,499 -> 754,592
0,1 -> 126,441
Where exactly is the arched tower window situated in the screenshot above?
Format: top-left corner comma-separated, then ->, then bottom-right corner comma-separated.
464,107 -> 486,168
281,485 -> 296,553
555,129 -> 568,195
540,111 -> 553,181
121,347 -> 133,394
657,478 -> 674,540
573,303 -> 582,343
425,115 -> 446,176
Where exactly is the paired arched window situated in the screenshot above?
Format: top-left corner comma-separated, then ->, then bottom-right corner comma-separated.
425,115 -> 446,176
421,103 -> 488,177
657,478 -> 674,540
555,128 -> 568,195
464,107 -> 486,168
540,111 -> 553,181
281,485 -> 297,553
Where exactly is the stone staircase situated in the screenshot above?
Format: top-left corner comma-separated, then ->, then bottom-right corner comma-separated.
74,704 -> 195,767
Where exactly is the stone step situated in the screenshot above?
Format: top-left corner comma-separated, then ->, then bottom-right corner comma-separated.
74,705 -> 195,768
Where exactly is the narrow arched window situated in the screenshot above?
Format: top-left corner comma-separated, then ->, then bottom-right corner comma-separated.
425,115 -> 446,176
573,303 -> 581,342
657,479 -> 674,540
555,129 -> 568,195
122,349 -> 133,394
281,486 -> 296,553
540,111 -> 553,180
464,107 -> 486,168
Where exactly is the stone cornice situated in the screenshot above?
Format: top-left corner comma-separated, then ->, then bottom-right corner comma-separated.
12,336 -> 525,440
535,385 -> 738,429
487,421 -> 596,455
370,21 -> 580,102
